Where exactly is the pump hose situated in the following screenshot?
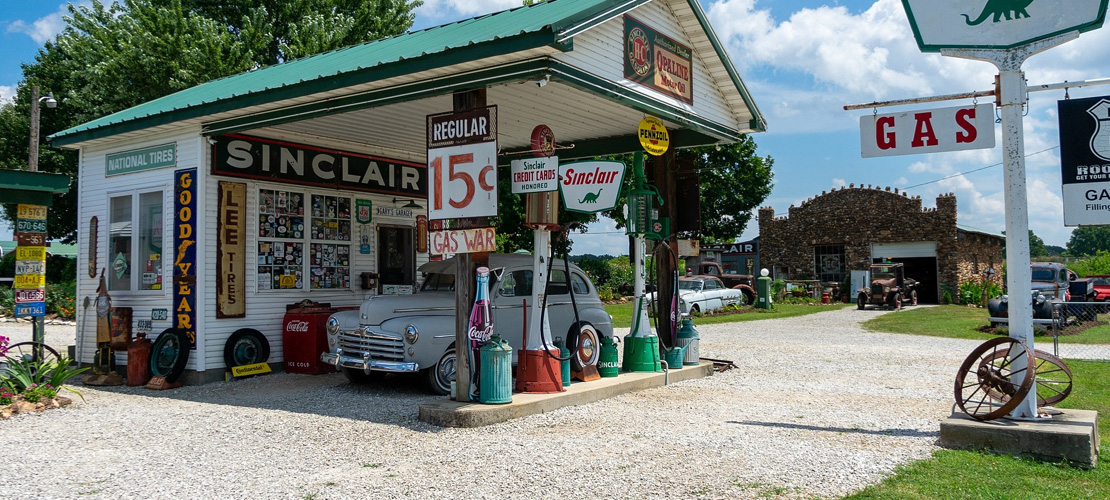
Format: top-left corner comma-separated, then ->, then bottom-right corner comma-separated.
538,233 -> 582,363
649,239 -> 680,352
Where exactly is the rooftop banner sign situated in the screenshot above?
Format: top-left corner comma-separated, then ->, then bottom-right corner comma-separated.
901,0 -> 1109,52
106,143 -> 176,176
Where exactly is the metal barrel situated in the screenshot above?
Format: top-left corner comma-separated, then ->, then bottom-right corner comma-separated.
676,317 -> 700,366
478,336 -> 513,404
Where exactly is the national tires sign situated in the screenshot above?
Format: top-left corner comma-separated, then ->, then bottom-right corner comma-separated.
1060,95 -> 1110,226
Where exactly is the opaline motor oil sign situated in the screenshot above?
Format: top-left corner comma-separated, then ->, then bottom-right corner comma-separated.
624,15 -> 693,104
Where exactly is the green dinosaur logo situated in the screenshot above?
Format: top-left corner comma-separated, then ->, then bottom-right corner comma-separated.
963,0 -> 1034,26
579,189 -> 602,204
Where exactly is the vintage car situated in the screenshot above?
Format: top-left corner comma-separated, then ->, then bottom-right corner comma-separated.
646,276 -> 743,316
1031,262 -> 1080,300
857,263 -> 917,309
1089,275 -> 1110,302
321,254 -> 613,394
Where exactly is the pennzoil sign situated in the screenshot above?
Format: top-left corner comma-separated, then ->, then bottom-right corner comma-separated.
624,15 -> 693,104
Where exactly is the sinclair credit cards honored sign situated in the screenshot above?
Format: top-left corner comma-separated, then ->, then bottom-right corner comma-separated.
1060,95 -> 1110,226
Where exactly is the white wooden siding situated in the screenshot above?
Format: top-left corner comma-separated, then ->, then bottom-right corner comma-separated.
555,0 -> 743,132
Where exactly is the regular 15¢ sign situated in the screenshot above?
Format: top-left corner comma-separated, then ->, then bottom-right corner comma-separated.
426,106 -> 498,221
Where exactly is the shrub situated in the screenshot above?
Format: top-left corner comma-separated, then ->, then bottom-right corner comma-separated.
959,278 -> 1001,307
45,281 -> 77,319
0,289 -> 12,316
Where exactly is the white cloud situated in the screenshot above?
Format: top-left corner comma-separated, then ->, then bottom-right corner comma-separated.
0,85 -> 15,104
831,178 -> 847,188
5,3 -> 75,44
416,0 -> 521,23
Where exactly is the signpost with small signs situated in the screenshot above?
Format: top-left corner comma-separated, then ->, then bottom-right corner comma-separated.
14,203 -> 48,320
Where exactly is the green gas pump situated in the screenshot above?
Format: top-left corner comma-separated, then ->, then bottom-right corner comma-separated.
756,268 -> 773,310
623,152 -> 663,373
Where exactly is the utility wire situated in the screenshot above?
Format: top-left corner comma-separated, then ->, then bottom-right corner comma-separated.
901,146 -> 1058,190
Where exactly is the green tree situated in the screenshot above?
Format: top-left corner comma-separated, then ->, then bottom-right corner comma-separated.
1000,230 -> 1048,259
1,0 -> 420,242
1067,225 -> 1110,256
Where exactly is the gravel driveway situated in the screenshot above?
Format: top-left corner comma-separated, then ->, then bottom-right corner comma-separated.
0,306 -> 985,499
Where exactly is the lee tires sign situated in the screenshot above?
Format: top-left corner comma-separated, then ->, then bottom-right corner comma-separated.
860,104 -> 995,158
902,0 -> 1109,52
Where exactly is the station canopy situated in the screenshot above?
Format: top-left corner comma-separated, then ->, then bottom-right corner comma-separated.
50,0 -> 764,159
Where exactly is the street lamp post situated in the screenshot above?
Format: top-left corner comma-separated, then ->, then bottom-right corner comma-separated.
27,85 -> 57,358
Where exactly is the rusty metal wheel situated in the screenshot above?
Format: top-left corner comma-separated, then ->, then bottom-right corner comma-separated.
980,349 -> 1073,407
954,337 -> 1035,421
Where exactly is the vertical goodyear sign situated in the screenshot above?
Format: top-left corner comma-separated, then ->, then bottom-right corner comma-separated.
217,182 -> 246,318
174,169 -> 198,349
624,15 -> 693,104
1061,95 -> 1110,226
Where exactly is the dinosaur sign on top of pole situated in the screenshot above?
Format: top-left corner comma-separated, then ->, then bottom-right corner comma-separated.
901,0 -> 1109,52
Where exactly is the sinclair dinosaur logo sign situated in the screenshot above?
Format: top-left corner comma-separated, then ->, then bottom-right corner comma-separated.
558,161 -> 626,213
901,0 -> 1108,52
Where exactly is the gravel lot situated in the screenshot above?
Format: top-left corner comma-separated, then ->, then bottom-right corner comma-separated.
1,307 -> 988,499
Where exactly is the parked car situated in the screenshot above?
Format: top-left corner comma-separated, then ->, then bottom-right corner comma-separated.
321,253 -> 613,394
694,261 -> 757,304
1088,275 -> 1110,302
1030,262 -> 1082,300
646,276 -> 743,316
857,263 -> 917,309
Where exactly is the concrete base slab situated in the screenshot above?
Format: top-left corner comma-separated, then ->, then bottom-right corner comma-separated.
419,361 -> 714,427
939,409 -> 1100,468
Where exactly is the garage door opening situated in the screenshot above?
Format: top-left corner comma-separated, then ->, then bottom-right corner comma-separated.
874,257 -> 939,304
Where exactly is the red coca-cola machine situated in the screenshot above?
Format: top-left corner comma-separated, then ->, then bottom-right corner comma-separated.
282,304 -> 353,374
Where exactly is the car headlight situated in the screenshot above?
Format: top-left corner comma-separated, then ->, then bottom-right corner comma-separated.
404,324 -> 419,344
326,317 -> 340,335
884,286 -> 891,293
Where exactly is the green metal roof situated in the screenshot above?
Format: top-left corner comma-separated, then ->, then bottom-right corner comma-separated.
0,169 -> 72,206
957,223 -> 1005,239
50,0 -> 640,146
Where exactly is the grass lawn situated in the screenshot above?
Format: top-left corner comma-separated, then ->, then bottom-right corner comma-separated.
845,359 -> 1110,499
862,305 -> 1110,345
604,300 -> 850,329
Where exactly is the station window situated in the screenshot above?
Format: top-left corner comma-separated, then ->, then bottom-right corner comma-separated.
256,189 -> 351,291
108,191 -> 164,292
814,245 -> 846,283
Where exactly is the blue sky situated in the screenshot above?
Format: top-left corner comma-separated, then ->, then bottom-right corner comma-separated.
3,1 -> 1109,253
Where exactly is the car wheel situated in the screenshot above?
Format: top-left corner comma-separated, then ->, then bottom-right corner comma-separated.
425,345 -> 456,395
740,290 -> 754,306
690,304 -> 701,315
568,322 -> 601,372
223,328 -> 270,368
342,367 -> 386,384
910,290 -> 918,306
857,293 -> 866,310
150,328 -> 190,383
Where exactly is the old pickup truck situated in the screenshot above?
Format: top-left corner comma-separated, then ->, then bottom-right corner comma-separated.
695,261 -> 756,305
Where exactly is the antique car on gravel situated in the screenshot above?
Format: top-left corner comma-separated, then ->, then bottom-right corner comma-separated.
694,261 -> 757,305
857,263 -> 917,310
647,276 -> 744,316
321,253 -> 613,394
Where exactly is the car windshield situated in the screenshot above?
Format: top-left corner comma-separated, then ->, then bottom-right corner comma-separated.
1091,277 -> 1110,286
871,266 -> 895,279
420,273 -> 455,291
1031,268 -> 1056,282
678,279 -> 703,291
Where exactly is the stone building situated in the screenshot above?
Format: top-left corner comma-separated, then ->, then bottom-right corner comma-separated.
757,186 -> 1004,303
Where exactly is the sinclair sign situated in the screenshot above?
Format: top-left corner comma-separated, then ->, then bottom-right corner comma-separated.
901,0 -> 1109,52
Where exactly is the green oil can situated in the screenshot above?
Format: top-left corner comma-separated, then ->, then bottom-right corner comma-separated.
598,336 -> 619,377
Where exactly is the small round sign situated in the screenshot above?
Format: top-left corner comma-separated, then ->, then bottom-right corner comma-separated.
638,116 -> 669,156
530,125 -> 556,157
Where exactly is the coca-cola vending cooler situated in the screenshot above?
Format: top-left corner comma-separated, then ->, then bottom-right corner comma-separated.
282,305 -> 349,374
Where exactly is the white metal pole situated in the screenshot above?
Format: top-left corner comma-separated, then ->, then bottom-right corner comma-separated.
943,32 -> 1078,419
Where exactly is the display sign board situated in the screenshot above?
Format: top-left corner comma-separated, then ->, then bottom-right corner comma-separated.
174,169 -> 198,349
901,0 -> 1109,52
106,143 -> 177,176
15,246 -> 45,261
429,227 -> 497,255
17,204 -> 47,220
1060,95 -> 1110,225
510,156 -> 559,194
860,104 -> 995,158
15,260 -> 45,275
16,218 -> 47,233
638,116 -> 670,156
14,302 -> 46,317
624,15 -> 693,103
16,232 -> 45,247
217,181 -> 247,318
213,134 -> 427,197
14,274 -> 46,289
426,106 -> 499,221
15,288 -> 45,303
559,161 -> 626,213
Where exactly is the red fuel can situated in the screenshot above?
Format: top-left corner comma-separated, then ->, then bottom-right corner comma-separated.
282,307 -> 340,374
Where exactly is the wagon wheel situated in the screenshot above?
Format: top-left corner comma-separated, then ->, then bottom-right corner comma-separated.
954,337 -> 1035,421
981,349 -> 1073,407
